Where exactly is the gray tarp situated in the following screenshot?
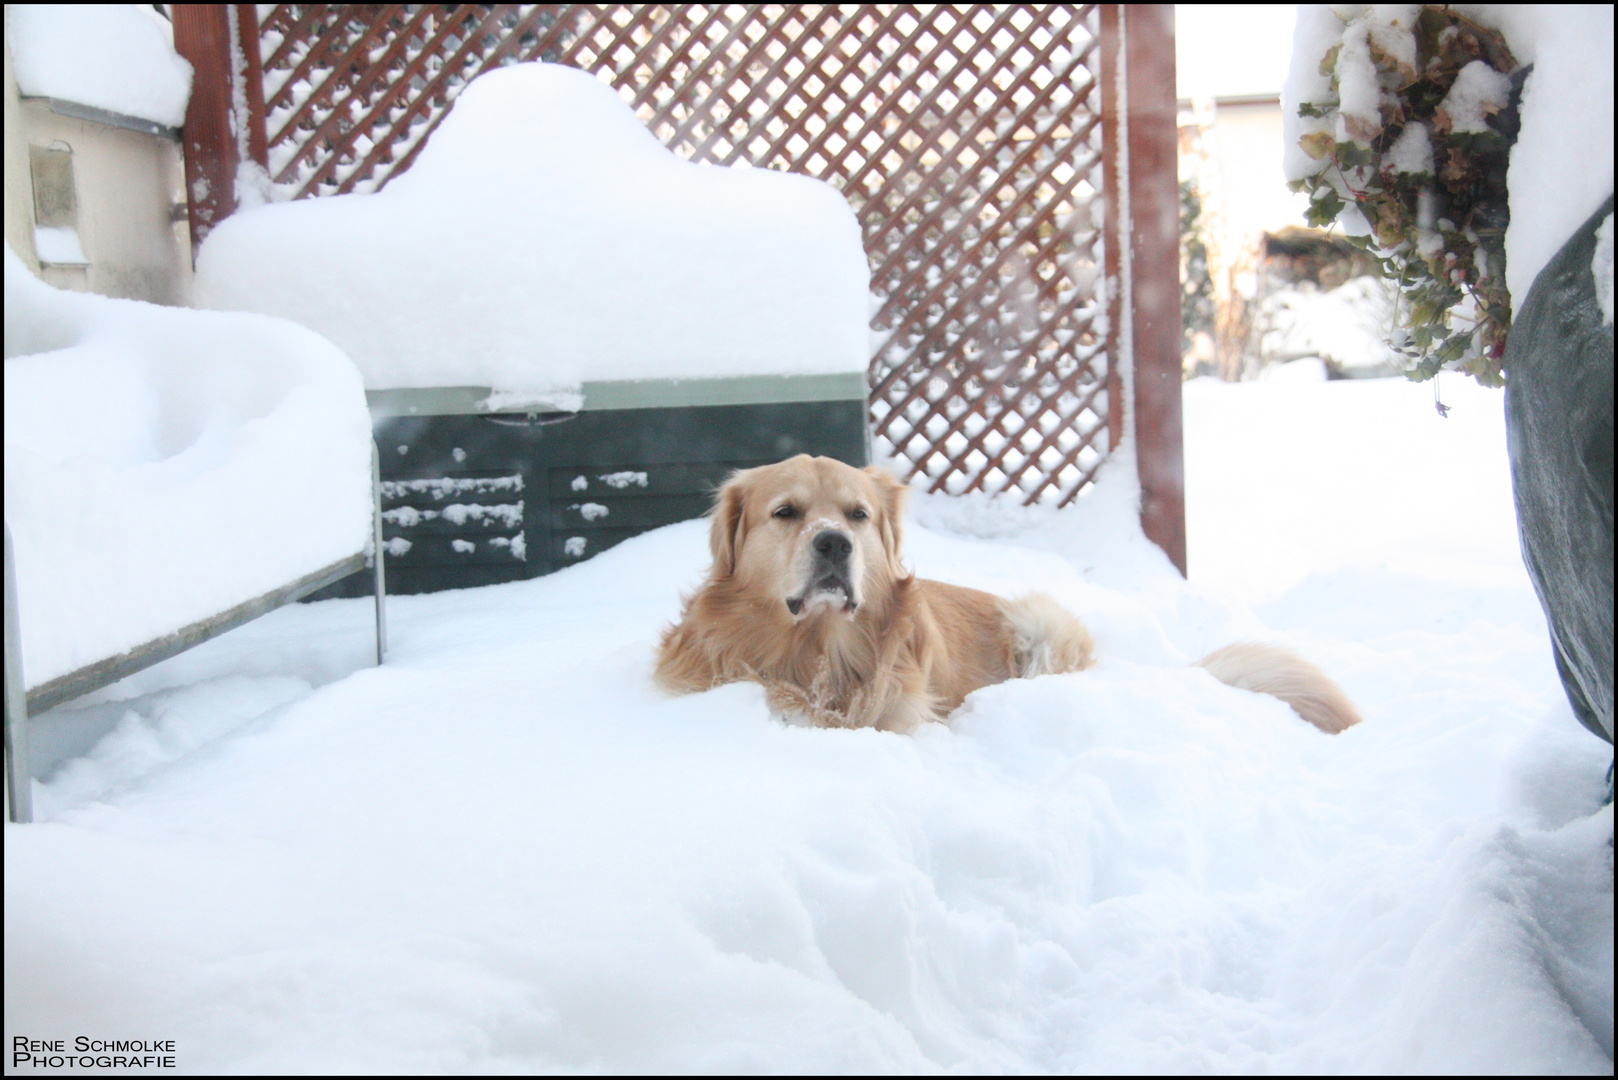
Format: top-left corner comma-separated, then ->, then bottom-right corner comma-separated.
1503,195 -> 1615,744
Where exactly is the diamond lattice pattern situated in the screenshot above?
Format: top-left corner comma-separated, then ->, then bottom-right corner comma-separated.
255,4 -> 1110,504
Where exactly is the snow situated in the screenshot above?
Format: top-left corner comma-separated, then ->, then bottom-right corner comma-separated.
7,5 -> 192,129
1487,5 -> 1615,304
31,226 -> 87,266
1386,117 -> 1433,175
1283,6 -> 1615,305
1280,8 -> 1340,182
191,63 -> 870,395
490,534 -> 526,561
1175,6 -> 1295,99
598,470 -> 649,490
7,373 -> 1611,1073
3,14 -> 1611,1068
479,388 -> 584,414
378,476 -> 522,500
1259,355 -> 1329,383
3,246 -> 373,689
1332,20 -> 1385,141
384,504 -> 524,530
1596,214 -> 1614,326
1440,59 -> 1512,135
1256,274 -> 1402,376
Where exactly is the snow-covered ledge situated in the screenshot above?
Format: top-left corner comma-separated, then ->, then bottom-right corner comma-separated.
365,372 -> 870,418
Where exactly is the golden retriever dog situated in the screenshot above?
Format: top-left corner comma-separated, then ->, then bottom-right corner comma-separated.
655,455 -> 1362,735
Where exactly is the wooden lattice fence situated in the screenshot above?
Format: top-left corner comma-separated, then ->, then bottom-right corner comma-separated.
173,4 -> 1185,570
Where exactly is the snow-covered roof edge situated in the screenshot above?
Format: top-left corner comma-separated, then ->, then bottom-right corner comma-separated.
8,5 -> 192,129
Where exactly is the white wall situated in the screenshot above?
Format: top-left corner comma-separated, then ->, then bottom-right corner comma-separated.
1200,99 -> 1310,240
3,9 -> 192,306
3,8 -> 39,273
18,99 -> 192,304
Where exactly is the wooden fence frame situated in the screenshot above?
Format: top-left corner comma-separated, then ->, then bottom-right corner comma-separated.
1100,4 -> 1185,573
173,4 -> 1185,575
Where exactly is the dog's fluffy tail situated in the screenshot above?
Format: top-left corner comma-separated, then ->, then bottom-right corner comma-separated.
1002,593 -> 1096,678
1196,642 -> 1362,734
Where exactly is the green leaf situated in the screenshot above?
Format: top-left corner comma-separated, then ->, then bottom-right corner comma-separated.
1300,131 -> 1337,161
1319,44 -> 1341,78
1336,141 -> 1374,168
1304,190 -> 1345,228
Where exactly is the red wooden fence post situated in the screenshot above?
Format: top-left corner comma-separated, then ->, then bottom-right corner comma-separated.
172,4 -> 267,260
1100,4 -> 1187,575
1100,6 -> 1125,456
236,4 -> 269,171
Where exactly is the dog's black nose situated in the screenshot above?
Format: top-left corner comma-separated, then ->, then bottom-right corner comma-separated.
813,530 -> 852,562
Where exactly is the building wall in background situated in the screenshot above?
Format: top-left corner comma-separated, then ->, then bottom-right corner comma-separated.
3,9 -> 191,305
1179,94 -> 1314,378
1198,97 -> 1309,239
18,99 -> 191,303
3,9 -> 39,273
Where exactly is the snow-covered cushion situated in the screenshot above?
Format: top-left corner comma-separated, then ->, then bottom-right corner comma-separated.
4,246 -> 373,688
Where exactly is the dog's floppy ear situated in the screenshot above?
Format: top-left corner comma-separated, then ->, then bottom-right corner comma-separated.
708,469 -> 751,578
863,465 -> 908,570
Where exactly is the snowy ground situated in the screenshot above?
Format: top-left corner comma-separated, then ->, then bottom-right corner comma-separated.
5,372 -> 1612,1074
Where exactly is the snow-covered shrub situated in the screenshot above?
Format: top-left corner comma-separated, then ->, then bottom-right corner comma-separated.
1262,275 -> 1403,377
1286,6 -> 1520,385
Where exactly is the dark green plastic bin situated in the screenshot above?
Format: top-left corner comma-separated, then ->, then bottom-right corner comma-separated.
311,373 -> 869,597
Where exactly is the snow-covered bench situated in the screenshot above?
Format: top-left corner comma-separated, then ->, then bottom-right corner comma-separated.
3,248 -> 384,823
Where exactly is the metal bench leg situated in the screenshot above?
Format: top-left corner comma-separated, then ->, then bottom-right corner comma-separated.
372,442 -> 387,665
4,526 -> 34,824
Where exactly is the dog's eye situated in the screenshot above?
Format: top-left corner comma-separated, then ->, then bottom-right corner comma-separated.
848,507 -> 869,522
772,504 -> 798,520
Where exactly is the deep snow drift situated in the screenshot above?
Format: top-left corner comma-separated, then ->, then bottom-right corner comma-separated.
5,372 -> 1610,1074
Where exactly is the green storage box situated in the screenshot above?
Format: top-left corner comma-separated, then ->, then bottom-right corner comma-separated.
312,373 -> 869,597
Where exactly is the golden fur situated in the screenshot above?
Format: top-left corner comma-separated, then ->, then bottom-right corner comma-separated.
655,455 -> 1361,735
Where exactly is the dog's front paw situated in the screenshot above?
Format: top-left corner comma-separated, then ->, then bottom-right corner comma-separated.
763,679 -> 869,729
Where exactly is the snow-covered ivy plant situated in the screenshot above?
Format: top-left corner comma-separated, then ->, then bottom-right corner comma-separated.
1288,6 -> 1520,386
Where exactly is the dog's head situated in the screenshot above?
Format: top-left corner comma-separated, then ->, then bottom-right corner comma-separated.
708,455 -> 908,619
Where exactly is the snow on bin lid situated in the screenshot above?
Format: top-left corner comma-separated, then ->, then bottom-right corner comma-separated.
195,63 -> 872,396
9,5 -> 193,129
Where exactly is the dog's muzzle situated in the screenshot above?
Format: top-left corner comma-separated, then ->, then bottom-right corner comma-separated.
786,529 -> 858,615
